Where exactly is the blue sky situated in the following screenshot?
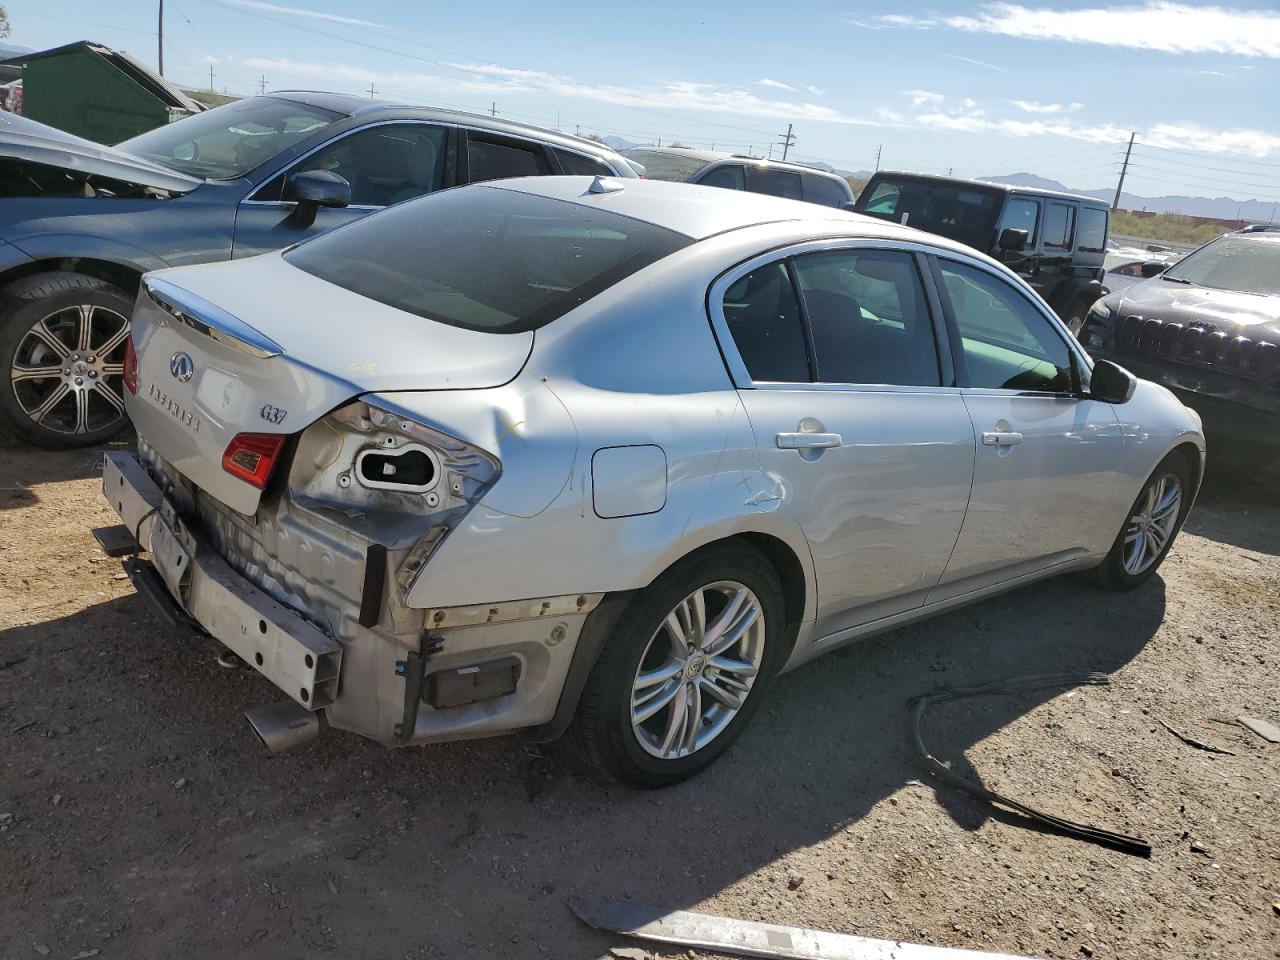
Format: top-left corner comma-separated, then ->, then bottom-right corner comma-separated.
7,0 -> 1280,201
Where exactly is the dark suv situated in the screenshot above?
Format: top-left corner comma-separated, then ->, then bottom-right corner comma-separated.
0,91 -> 635,448
855,172 -> 1110,332
621,147 -> 856,208
1080,226 -> 1280,467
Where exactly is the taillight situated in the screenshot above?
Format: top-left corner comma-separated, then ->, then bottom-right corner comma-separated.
123,336 -> 138,395
222,433 -> 286,489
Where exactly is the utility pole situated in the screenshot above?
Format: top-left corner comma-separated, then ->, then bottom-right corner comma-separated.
367,82 -> 376,99
1113,131 -> 1136,211
490,101 -> 498,117
776,123 -> 796,161
208,65 -> 215,91
157,0 -> 165,76
875,144 -> 882,171
257,75 -> 267,95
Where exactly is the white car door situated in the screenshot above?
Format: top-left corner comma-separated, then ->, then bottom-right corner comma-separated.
709,242 -> 976,639
927,255 -> 1129,600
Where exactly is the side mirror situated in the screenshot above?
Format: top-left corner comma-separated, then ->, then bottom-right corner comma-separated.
288,170 -> 351,228
1089,358 -> 1137,404
998,227 -> 1029,252
1140,259 -> 1166,278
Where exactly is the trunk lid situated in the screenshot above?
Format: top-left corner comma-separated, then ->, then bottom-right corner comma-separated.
126,255 -> 533,515
0,111 -> 201,194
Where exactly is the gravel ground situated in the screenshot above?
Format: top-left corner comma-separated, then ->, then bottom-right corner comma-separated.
1,444 -> 1277,960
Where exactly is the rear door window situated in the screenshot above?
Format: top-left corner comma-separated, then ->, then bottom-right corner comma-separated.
1077,207 -> 1108,254
552,148 -> 617,177
748,167 -> 803,201
466,134 -> 552,182
697,164 -> 746,190
792,250 -> 940,386
1043,203 -> 1076,250
721,262 -> 811,383
802,174 -> 851,208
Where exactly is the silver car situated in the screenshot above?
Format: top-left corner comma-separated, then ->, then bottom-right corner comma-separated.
100,177 -> 1204,786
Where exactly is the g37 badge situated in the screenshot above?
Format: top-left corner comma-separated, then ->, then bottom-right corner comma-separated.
260,404 -> 288,425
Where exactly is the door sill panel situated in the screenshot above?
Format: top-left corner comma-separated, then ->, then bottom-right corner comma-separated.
784,554 -> 1103,671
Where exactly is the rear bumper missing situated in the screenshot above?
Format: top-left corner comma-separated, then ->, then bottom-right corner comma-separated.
102,450 -> 342,711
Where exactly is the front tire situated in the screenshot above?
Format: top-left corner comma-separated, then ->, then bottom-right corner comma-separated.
0,271 -> 135,449
572,543 -> 786,788
1091,453 -> 1193,590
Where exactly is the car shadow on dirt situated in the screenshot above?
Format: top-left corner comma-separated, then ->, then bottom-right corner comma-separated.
0,564 -> 1167,956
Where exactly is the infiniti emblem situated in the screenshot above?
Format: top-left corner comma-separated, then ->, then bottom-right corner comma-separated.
170,352 -> 195,383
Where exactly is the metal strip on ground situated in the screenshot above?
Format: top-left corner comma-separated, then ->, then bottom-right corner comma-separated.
569,898 -> 1043,960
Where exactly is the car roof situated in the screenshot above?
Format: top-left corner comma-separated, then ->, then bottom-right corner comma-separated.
624,145 -> 848,180
873,169 -> 1109,207
269,90 -> 623,157
487,176 -> 957,246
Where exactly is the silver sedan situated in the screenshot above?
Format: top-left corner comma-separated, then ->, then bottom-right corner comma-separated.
100,176 -> 1204,786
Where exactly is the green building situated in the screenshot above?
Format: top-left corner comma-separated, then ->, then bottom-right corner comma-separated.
1,40 -> 203,145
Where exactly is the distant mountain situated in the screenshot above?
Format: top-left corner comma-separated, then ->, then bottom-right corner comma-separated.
981,171 -> 1277,221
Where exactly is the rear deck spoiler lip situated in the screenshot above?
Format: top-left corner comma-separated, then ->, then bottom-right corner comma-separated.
143,276 -> 283,359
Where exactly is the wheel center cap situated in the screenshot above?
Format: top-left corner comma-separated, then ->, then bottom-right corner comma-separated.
684,655 -> 706,681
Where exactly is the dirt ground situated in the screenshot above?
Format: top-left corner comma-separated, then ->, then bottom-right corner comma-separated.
1,443 -> 1277,960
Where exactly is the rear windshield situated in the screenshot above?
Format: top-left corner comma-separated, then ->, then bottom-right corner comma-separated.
857,177 -> 1001,251
119,97 -> 340,179
285,186 -> 693,333
621,149 -> 711,182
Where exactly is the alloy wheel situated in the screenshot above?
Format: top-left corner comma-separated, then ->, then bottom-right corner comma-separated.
1123,472 -> 1183,575
10,304 -> 130,438
630,580 -> 766,760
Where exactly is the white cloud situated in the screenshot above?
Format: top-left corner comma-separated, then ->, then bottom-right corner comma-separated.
1199,69 -> 1229,76
224,0 -> 387,30
867,1 -> 1280,58
1010,99 -> 1070,114
902,89 -> 945,108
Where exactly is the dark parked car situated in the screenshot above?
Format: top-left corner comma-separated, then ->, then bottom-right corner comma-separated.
1080,226 -> 1280,468
621,147 -> 856,208
855,172 -> 1110,333
0,91 -> 635,448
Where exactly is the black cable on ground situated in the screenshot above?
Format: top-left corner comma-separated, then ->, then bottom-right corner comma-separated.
910,672 -> 1152,858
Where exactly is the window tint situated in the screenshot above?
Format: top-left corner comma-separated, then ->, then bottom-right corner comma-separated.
997,198 -> 1039,243
619,149 -> 707,182
1077,207 -> 1108,253
698,164 -> 746,190
1043,203 -> 1075,249
264,124 -> 447,207
467,135 -> 551,182
792,251 -> 940,386
803,174 -> 852,208
856,177 -> 1002,251
938,260 -> 1073,392
286,187 -> 691,334
553,148 -> 616,177
722,263 -> 811,383
749,168 -> 803,201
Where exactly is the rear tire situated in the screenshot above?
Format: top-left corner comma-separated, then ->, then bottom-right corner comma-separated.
1090,453 -> 1193,590
571,543 -> 786,788
0,272 -> 135,449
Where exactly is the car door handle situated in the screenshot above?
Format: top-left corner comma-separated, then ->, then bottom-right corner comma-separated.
776,432 -> 843,450
981,431 -> 1024,447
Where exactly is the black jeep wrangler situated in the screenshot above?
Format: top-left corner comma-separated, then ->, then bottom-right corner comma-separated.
854,172 -> 1110,334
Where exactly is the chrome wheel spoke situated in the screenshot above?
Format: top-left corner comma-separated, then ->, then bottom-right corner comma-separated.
75,305 -> 95,353
101,363 -> 125,376
633,677 -> 682,724
27,381 -> 71,421
1122,473 -> 1182,575
699,674 -> 745,711
28,319 -> 71,360
96,323 -> 130,358
11,363 -> 63,382
703,599 -> 759,658
658,683 -> 691,756
93,380 -> 126,415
